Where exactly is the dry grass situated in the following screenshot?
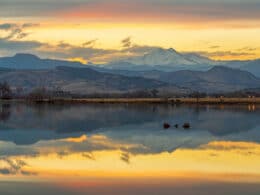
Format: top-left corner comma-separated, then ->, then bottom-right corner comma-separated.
43,97 -> 260,104
2,97 -> 260,104
174,97 -> 260,104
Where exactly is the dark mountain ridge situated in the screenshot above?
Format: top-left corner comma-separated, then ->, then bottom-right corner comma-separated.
156,66 -> 260,92
0,54 -> 260,93
0,66 -> 186,95
0,53 -> 86,70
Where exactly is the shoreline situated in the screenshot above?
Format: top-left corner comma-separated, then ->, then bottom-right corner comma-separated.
1,97 -> 260,104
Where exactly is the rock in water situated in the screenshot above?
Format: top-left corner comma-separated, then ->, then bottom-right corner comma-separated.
163,123 -> 171,129
183,123 -> 191,129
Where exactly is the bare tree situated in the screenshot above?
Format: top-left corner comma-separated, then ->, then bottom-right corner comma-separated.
15,86 -> 24,98
0,82 -> 12,99
28,87 -> 49,100
151,89 -> 159,98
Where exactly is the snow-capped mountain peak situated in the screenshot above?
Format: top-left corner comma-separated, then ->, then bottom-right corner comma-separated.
112,48 -> 216,66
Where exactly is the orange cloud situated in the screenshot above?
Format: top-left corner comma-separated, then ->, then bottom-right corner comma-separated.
55,0 -> 260,28
66,135 -> 88,143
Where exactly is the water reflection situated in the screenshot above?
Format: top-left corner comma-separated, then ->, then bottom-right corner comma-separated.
0,103 -> 259,183
0,104 -> 11,122
1,103 -> 260,143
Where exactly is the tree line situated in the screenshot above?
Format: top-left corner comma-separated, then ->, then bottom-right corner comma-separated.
0,82 -> 12,99
1,81 -> 260,100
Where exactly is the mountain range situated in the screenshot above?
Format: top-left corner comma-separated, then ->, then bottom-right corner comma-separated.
107,48 -> 218,70
146,66 -> 260,92
104,48 -> 260,76
0,50 -> 260,94
0,66 -> 186,95
96,66 -> 260,92
0,53 -> 85,70
105,48 -> 217,72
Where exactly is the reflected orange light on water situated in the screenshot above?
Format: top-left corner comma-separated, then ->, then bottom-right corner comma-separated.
5,139 -> 256,183
1,130 -> 260,184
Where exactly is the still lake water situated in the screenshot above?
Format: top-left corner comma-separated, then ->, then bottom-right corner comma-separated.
0,103 -> 260,194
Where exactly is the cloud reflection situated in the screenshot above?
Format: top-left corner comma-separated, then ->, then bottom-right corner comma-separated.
0,103 -> 260,178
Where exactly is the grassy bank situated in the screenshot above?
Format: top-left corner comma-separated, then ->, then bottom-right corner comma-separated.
65,97 -> 260,104
2,97 -> 260,104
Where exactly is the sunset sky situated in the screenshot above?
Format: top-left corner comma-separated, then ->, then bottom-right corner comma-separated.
1,0 -> 260,63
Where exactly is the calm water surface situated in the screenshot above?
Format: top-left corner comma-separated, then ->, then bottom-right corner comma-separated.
0,103 -> 260,194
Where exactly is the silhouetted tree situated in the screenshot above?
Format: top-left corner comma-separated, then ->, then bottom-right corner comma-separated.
28,87 -> 49,100
15,86 -> 24,98
150,89 -> 159,98
0,104 -> 11,122
189,92 -> 207,99
0,82 -> 12,99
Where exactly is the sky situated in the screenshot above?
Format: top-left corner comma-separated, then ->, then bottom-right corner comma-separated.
1,0 -> 260,63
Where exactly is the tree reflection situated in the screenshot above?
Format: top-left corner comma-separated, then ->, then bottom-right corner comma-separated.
0,104 -> 11,122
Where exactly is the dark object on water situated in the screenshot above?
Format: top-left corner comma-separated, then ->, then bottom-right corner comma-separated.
174,124 -> 179,128
163,123 -> 171,129
183,123 -> 191,129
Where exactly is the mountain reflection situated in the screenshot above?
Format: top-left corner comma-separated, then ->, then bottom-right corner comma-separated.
1,133 -> 260,179
0,104 -> 11,122
0,103 -> 260,180
0,103 -> 259,145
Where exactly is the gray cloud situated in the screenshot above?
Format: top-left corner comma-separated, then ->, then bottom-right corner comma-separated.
0,0 -> 88,17
82,39 -> 97,47
0,23 -> 38,40
121,37 -> 132,48
0,22 -> 41,55
0,157 -> 36,175
37,39 -> 162,63
0,0 -> 260,26
39,43 -> 116,63
0,23 -> 16,30
0,24 -> 112,61
123,45 -> 160,54
202,51 -> 255,58
237,47 -> 258,52
0,39 -> 44,52
120,152 -> 130,164
82,152 -> 95,160
209,45 -> 220,49
22,23 -> 40,28
0,168 -> 12,175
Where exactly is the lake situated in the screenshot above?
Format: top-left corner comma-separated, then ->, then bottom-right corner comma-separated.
0,103 -> 260,195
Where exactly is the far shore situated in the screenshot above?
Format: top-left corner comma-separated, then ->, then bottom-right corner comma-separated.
1,97 -> 260,104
